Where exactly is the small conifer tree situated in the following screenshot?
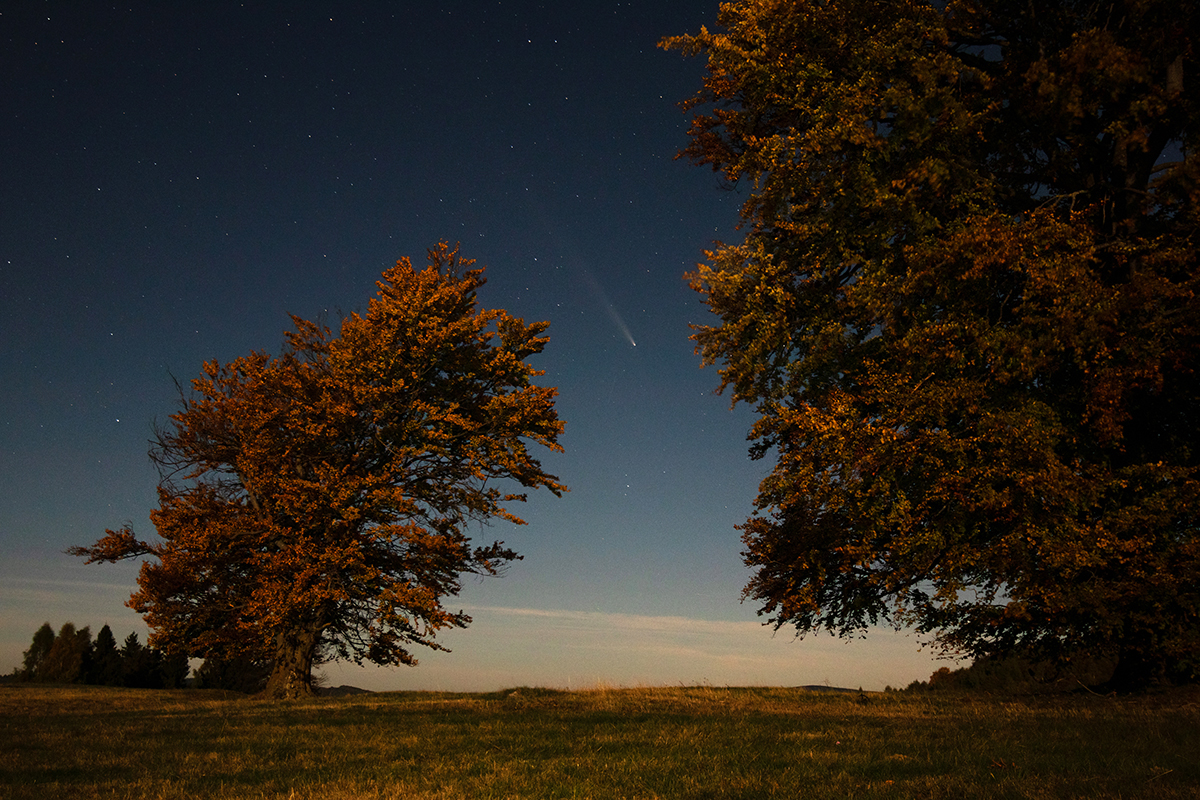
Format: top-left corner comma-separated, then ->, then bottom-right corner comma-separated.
90,624 -> 124,686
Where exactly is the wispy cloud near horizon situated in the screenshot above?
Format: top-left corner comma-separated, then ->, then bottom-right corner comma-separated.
461,604 -> 769,636
327,602 -> 954,692
0,570 -> 150,656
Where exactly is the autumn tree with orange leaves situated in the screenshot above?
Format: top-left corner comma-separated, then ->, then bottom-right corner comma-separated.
664,0 -> 1199,690
72,244 -> 565,698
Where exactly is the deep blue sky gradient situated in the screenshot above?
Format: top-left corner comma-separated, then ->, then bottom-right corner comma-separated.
0,1 -> 947,689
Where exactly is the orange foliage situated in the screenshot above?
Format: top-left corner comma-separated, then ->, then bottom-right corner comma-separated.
665,0 -> 1200,688
72,244 -> 566,698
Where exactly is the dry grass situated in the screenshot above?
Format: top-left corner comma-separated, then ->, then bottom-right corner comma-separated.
2,683 -> 1197,798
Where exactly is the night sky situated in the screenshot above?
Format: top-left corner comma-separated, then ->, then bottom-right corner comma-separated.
1,2 -> 947,690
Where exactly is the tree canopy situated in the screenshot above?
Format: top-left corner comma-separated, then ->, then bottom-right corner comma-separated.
72,243 -> 566,698
663,0 -> 1199,688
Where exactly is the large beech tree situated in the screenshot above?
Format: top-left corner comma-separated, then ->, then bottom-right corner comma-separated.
664,0 -> 1199,688
72,244 -> 566,698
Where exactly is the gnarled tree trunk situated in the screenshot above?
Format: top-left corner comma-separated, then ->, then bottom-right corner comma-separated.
262,619 -> 323,699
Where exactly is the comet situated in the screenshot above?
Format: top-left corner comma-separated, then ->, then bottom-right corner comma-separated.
580,266 -> 637,347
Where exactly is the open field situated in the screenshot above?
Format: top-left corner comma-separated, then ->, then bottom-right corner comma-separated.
1,684 -> 1197,799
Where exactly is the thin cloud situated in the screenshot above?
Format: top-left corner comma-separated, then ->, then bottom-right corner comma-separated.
461,605 -> 765,636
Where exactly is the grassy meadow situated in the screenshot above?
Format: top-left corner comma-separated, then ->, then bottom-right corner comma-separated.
1,683 -> 1197,799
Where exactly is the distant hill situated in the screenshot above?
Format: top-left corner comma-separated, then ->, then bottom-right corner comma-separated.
322,685 -> 372,697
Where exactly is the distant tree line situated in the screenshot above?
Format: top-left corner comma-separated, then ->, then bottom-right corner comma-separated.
906,654 -> 1120,695
9,622 -> 270,693
12,622 -> 186,688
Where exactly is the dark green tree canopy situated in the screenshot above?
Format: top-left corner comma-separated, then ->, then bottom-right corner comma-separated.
664,0 -> 1199,688
90,624 -> 124,686
20,623 -> 56,681
37,623 -> 91,685
12,622 -> 187,688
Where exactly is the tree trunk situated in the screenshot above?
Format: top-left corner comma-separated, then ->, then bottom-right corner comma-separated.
1102,628 -> 1167,693
262,620 -> 322,699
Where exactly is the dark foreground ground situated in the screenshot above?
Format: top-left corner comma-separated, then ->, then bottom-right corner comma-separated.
2,683 -> 1197,799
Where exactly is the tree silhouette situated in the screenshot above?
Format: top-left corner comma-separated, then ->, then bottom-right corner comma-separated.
19,623 -> 55,681
37,623 -> 91,684
90,624 -> 123,686
120,632 -> 163,689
